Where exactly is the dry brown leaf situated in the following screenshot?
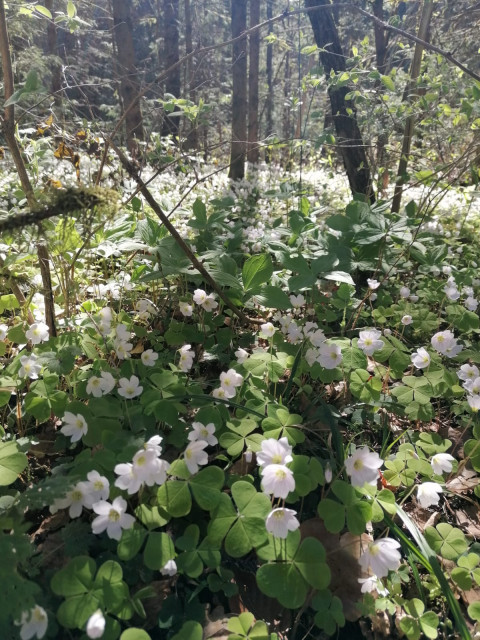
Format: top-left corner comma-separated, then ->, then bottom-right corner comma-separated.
447,469 -> 480,494
455,503 -> 480,537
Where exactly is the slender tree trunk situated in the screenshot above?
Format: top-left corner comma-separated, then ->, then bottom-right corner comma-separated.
184,0 -> 198,149
247,0 -> 260,164
373,0 -> 387,74
265,0 -> 274,162
391,0 -> 435,213
0,0 -> 54,330
305,0 -> 375,202
111,0 -> 144,154
228,0 -> 247,180
44,0 -> 62,105
162,0 -> 181,137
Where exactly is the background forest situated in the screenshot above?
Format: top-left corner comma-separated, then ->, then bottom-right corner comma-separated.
2,1 -> 480,640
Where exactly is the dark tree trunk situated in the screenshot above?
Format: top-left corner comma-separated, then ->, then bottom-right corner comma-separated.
247,0 -> 260,164
44,0 -> 62,104
162,0 -> 181,137
373,0 -> 387,74
305,0 -> 374,202
111,0 -> 144,153
265,0 -> 274,162
183,0 -> 198,149
228,0 -> 247,180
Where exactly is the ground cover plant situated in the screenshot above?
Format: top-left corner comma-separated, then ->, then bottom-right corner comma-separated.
2,1 -> 480,639
1,143 -> 480,640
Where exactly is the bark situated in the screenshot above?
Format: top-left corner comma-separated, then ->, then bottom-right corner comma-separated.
228,0 -> 247,180
305,0 -> 375,202
265,0 -> 274,162
247,0 -> 260,164
392,0 -> 435,213
111,0 -> 144,153
44,0 -> 62,104
373,0 -> 387,74
162,0 -> 181,137
183,0 -> 198,149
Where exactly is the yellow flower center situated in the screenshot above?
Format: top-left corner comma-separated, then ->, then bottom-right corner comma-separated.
275,469 -> 287,480
108,509 -> 120,522
353,459 -> 364,471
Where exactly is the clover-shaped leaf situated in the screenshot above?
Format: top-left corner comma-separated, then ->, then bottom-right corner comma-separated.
424,523 -> 468,560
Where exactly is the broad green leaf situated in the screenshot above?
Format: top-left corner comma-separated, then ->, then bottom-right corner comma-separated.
0,441 -> 28,486
256,562 -> 308,609
242,254 -> 273,291
157,480 -> 192,517
424,523 -> 468,560
143,532 -> 175,570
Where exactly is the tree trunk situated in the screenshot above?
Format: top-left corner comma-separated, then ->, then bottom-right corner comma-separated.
247,0 -> 260,164
305,0 -> 375,202
373,0 -> 387,74
228,0 -> 247,180
162,0 -> 181,137
265,0 -> 274,162
111,0 -> 144,154
391,0 -> 435,213
183,0 -> 198,149
44,0 -> 62,104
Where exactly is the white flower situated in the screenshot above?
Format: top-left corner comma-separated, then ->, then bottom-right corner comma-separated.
212,387 -> 227,399
399,286 -> 410,298
411,347 -> 431,369
193,289 -> 207,305
260,322 -> 276,338
324,463 -> 333,484
444,284 -> 460,301
26,322 -> 49,345
266,508 -> 300,538
179,301 -> 193,316
261,464 -> 295,499
98,307 -> 113,322
114,340 -> 133,360
465,297 -> 478,312
161,559 -> 177,576
132,448 -> 169,486
86,376 -> 104,397
219,368 -> 243,396
431,330 -> 456,355
464,376 -> 480,395
61,412 -> 88,443
178,344 -> 194,372
359,537 -> 401,578
357,329 -> 384,356
188,422 -> 218,446
467,395 -> 480,412
99,371 -> 115,394
145,435 -> 163,455
401,315 -> 413,326
0,323 -> 8,340
289,294 -> 305,308
202,294 -> 218,312
235,347 -> 249,363
86,610 -> 106,639
431,453 -> 455,475
309,328 -> 326,347
50,481 -> 90,518
19,354 -> 42,379
114,324 -> 129,341
141,349 -> 158,366
409,294 -> 419,303
457,364 -> 479,382
91,496 -> 135,540
367,279 -> 380,290
114,462 -> 142,494
442,266 -> 452,275
16,605 -> 48,640
370,293 -> 377,302
305,347 -> 319,366
81,471 -> 110,508
118,375 -> 143,399
184,440 -> 209,474
256,437 -> 293,468
358,576 -> 389,596
417,482 -> 443,508
317,342 -> 342,369
345,447 -> 383,487
98,321 -> 111,337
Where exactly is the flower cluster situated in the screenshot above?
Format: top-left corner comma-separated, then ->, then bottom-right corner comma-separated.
193,289 -> 218,312
431,329 -> 462,358
178,344 -> 195,372
115,435 -> 169,494
184,421 -> 218,473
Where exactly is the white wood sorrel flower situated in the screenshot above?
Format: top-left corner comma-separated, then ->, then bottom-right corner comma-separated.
266,507 -> 300,538
261,464 -> 295,499
86,610 -> 106,639
188,422 -> 218,446
417,482 -> 443,509
16,605 -> 48,640
91,496 -> 135,540
256,437 -> 293,468
118,375 -> 143,399
345,447 -> 383,487
60,412 -> 88,443
184,440 -> 209,474
359,537 -> 401,578
430,453 -> 455,475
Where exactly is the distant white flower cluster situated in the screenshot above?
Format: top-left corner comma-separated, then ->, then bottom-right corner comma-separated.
115,435 -> 169,494
212,368 -> 243,399
185,421 -> 218,474
179,289 -> 218,316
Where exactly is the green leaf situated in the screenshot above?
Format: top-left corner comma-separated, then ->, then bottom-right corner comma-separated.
117,527 -> 147,561
380,74 -> 395,91
317,499 -> 345,533
157,480 -> 192,517
51,556 -> 96,596
189,466 -> 224,510
468,601 -> 480,622
424,523 -> 468,560
35,4 -> 53,17
256,562 -> 308,609
254,285 -> 292,310
294,537 -> 330,589
0,441 -> 28,486
349,369 -> 381,403
143,532 -> 175,570
171,621 -> 203,640
242,254 -> 274,291
420,611 -> 439,639
120,630 -> 152,640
